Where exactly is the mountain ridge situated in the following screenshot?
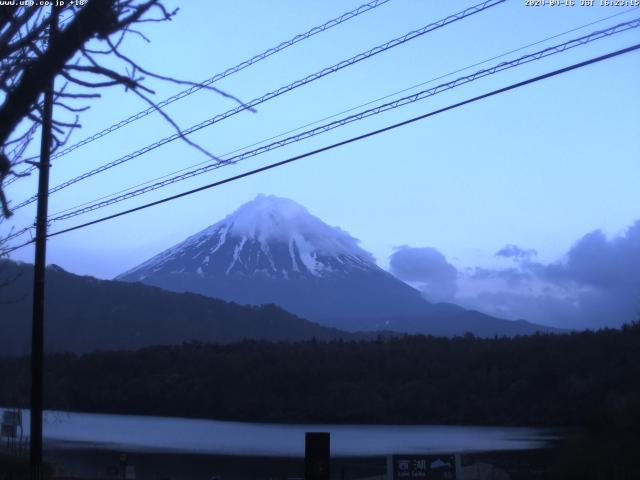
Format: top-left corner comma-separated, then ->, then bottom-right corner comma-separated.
117,194 -> 558,336
0,260 -> 357,355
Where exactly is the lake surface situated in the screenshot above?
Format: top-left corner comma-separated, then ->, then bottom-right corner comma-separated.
2,408 -> 554,457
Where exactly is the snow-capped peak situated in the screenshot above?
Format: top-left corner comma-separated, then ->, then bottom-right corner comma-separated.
223,194 -> 373,259
119,194 -> 378,281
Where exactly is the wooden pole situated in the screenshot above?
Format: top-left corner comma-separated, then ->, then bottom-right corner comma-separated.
30,6 -> 57,480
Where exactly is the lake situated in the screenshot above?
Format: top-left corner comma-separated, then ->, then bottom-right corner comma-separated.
2,408 -> 554,457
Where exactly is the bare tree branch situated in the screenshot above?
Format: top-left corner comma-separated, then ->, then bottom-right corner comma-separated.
132,89 -> 221,162
0,0 -> 242,221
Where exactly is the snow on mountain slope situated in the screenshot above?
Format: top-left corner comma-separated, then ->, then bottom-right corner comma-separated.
117,194 -> 549,336
120,194 -> 381,282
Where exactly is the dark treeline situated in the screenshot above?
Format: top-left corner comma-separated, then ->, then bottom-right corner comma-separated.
1,324 -> 639,430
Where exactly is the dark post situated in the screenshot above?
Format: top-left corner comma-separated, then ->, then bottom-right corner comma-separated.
305,432 -> 330,480
119,453 -> 128,480
30,7 -> 57,480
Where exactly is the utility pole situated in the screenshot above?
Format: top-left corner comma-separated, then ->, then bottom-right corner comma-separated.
30,6 -> 57,480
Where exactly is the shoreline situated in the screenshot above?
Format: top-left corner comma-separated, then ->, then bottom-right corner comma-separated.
43,446 -> 557,480
1,407 -> 557,458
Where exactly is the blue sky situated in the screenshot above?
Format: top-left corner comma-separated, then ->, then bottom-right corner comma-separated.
3,0 -> 639,327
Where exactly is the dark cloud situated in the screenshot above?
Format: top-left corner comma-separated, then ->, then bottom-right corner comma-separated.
471,222 -> 640,328
495,244 -> 537,262
459,283 -> 638,330
389,247 -> 458,302
542,221 -> 640,289
535,221 -> 640,328
391,221 -> 640,329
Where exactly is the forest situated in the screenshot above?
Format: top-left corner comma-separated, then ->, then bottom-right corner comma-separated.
1,323 -> 639,433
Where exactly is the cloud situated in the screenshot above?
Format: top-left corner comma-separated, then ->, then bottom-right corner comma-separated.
457,289 -> 584,325
389,246 -> 458,302
495,244 -> 537,262
469,267 -> 532,287
542,221 -> 640,289
531,221 -> 640,328
390,220 -> 640,329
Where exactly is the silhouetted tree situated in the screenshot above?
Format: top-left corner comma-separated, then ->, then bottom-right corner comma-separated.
0,1 -> 232,220
2,325 -> 638,428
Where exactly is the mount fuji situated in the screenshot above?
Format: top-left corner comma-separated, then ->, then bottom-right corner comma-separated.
118,195 -> 555,336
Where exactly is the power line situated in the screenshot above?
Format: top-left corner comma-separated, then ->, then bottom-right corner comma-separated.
43,18 -> 640,223
6,42 -> 638,255
6,14 -> 638,243
10,5 -> 640,195
47,7 -> 640,220
10,0 -> 505,209
2,225 -> 34,243
6,0 -> 394,183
